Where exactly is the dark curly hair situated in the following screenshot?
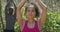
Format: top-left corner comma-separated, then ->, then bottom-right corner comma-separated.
25,3 -> 40,18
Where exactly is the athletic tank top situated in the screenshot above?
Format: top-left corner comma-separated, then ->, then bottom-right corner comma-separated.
21,20 -> 40,32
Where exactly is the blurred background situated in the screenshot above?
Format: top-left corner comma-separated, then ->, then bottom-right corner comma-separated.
0,0 -> 60,32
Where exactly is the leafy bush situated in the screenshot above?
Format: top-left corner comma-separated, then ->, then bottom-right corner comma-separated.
42,9 -> 60,32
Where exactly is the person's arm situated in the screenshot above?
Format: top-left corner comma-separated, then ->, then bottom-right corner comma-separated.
16,0 -> 27,28
36,0 -> 47,29
5,6 -> 8,15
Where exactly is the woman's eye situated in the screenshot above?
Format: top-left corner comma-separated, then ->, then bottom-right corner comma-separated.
32,10 -> 35,12
32,10 -> 34,12
27,10 -> 30,12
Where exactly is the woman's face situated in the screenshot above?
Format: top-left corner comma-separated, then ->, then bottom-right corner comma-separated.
26,5 -> 36,19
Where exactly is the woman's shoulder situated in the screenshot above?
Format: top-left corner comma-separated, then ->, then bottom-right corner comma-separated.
22,20 -> 28,24
20,20 -> 27,31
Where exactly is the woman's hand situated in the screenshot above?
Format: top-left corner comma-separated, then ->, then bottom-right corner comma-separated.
35,0 -> 39,2
17,0 -> 27,9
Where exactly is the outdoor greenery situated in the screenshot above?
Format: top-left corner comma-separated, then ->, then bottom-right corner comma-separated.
0,0 -> 60,32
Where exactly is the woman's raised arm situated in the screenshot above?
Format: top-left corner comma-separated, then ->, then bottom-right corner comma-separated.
16,0 -> 27,28
36,0 -> 47,29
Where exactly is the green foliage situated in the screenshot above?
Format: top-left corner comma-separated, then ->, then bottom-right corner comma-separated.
42,9 -> 60,32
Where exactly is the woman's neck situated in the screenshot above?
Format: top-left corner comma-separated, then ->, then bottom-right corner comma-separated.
27,18 -> 35,23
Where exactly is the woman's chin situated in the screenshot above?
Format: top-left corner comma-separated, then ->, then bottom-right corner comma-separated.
28,17 -> 34,19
